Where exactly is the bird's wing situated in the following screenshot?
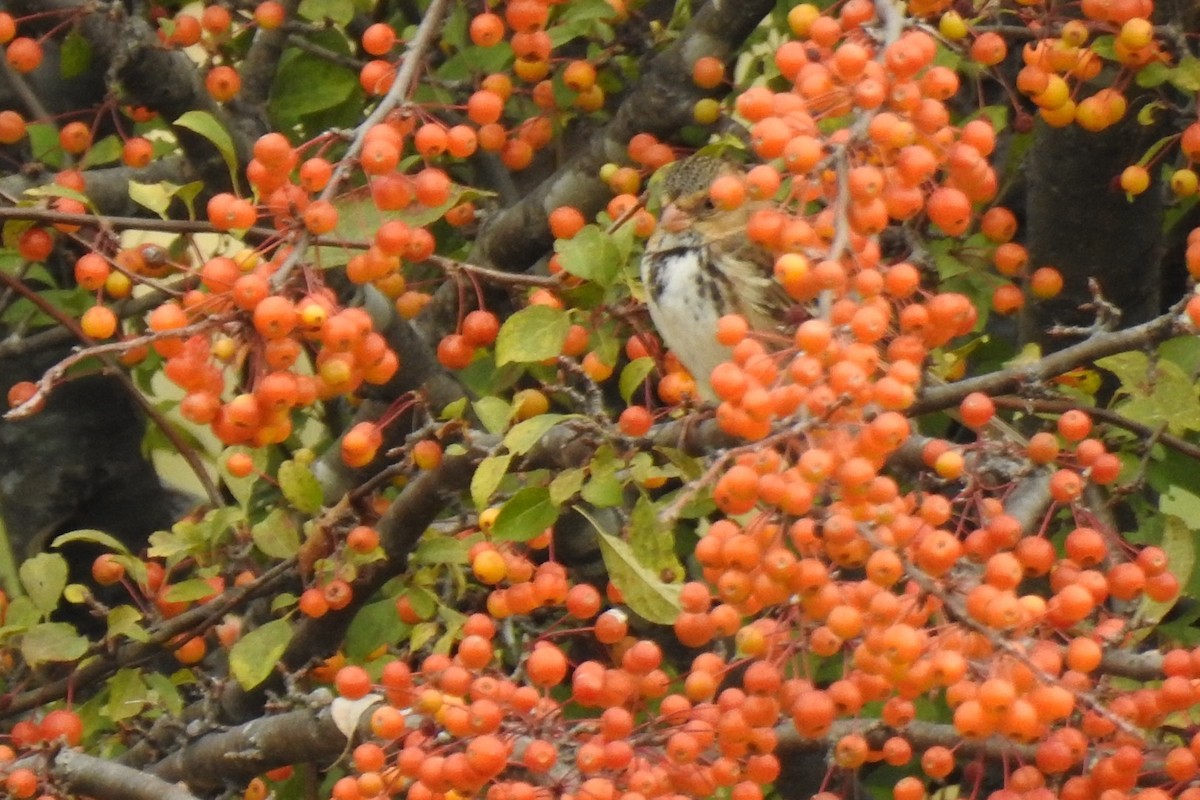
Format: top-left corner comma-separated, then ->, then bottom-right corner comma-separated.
704,215 -> 791,331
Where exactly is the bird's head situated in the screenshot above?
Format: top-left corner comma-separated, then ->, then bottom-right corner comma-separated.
655,156 -> 740,234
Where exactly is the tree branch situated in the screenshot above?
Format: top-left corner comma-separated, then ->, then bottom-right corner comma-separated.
148,696 -> 360,790
910,305 -> 1187,415
469,0 -> 776,273
49,749 -> 202,800
216,449 -> 478,722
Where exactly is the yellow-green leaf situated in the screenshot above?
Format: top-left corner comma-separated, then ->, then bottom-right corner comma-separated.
555,225 -> 621,287
20,622 -> 88,665
1140,515 -> 1195,624
493,487 -> 557,542
279,459 -> 324,514
252,508 -> 302,558
619,358 -> 655,404
596,530 -> 681,625
174,110 -> 239,188
471,454 -> 512,510
51,528 -> 130,554
106,668 -> 150,722
230,619 -> 293,689
495,305 -> 569,365
20,553 -> 68,617
505,414 -> 573,455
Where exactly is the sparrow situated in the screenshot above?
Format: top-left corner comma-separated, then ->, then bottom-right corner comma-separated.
640,156 -> 787,399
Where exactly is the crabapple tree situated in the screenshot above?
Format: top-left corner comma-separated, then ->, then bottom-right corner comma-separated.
2,1 -> 1200,800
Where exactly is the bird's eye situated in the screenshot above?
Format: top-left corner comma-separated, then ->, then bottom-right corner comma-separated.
701,197 -> 716,211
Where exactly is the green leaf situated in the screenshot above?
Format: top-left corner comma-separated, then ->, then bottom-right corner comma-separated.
1097,352 -> 1200,434
20,553 -> 68,617
492,487 -> 558,542
1140,515 -> 1195,624
505,414 -> 573,455
107,606 -> 149,643
581,445 -> 623,508
172,181 -> 204,220
629,496 -> 685,583
471,454 -> 512,510
413,535 -> 470,565
437,43 -> 513,81
129,181 -> 189,220
20,622 -> 88,665
0,596 -> 38,633
174,110 -> 239,188
441,397 -> 468,421
1137,134 -> 1178,169
549,467 -> 585,505
51,529 -> 130,555
474,396 -> 511,434
495,305 -> 569,365
547,0 -> 615,46
404,586 -> 439,620
271,592 -> 298,613
62,584 -> 88,604
252,508 -> 302,558
408,620 -> 439,652
163,578 -> 220,603
629,451 -> 677,487
59,29 -> 92,78
105,668 -> 150,722
219,446 -> 266,507
619,358 -> 655,404
279,459 -> 324,514
434,606 -> 467,654
1090,35 -> 1116,60
596,531 -> 681,624
26,124 -> 62,169
229,619 -> 293,689
1135,61 -> 1171,88
269,46 -> 358,129
1138,100 -> 1167,126
1160,335 -> 1200,378
298,0 -> 355,25
1097,351 -> 1149,390
144,671 -> 184,716
21,183 -> 92,208
555,225 -> 622,287
147,530 -> 191,562
346,598 -> 406,659
1160,484 -> 1200,524
80,134 -> 122,168
1172,55 -> 1200,92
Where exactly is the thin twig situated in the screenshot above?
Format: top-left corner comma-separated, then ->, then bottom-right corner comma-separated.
0,56 -> 53,124
428,255 -> 563,288
0,205 -> 279,241
910,300 -> 1188,416
270,0 -> 452,289
3,314 -> 234,421
286,33 -> 365,71
991,396 -> 1200,461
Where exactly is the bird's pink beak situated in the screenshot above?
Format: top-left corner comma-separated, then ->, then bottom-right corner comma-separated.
659,202 -> 690,233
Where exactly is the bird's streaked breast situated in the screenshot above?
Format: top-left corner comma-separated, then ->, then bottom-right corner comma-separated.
641,247 -> 734,399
